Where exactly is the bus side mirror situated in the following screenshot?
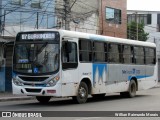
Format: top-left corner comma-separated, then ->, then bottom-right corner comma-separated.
65,42 -> 72,53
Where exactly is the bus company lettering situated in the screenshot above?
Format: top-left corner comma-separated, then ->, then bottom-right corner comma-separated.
122,68 -> 140,74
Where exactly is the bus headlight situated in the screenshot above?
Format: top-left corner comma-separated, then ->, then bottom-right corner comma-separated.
13,77 -> 23,86
46,76 -> 60,87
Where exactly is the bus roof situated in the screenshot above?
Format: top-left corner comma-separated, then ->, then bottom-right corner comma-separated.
18,29 -> 156,48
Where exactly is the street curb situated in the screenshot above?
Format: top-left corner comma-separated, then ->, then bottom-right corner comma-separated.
154,85 -> 160,88
0,96 -> 35,102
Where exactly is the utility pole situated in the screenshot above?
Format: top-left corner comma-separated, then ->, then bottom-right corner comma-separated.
3,10 -> 6,36
100,0 -> 104,35
36,12 -> 39,29
63,0 -> 70,30
136,12 -> 138,40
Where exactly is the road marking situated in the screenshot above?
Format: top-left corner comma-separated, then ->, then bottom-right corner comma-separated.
75,117 -> 102,120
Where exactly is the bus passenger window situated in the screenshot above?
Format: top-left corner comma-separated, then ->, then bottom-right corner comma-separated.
145,48 -> 156,65
79,39 -> 92,62
122,45 -> 131,64
108,43 -> 119,63
93,42 -> 106,62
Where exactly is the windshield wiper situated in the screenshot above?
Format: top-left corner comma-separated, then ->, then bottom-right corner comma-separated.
37,42 -> 48,55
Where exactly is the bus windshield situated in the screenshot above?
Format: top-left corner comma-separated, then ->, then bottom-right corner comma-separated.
13,42 -> 59,74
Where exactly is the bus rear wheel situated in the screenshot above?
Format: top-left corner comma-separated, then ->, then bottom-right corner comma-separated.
36,96 -> 51,103
120,80 -> 137,98
72,82 -> 88,104
128,80 -> 137,98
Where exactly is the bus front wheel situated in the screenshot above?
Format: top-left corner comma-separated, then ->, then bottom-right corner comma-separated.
72,82 -> 88,104
36,96 -> 51,103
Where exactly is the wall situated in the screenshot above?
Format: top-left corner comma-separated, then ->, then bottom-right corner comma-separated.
55,0 -> 99,34
99,0 -> 127,38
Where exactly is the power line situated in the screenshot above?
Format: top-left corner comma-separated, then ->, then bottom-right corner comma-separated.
0,0 -> 32,17
70,0 -> 77,10
38,0 -> 53,28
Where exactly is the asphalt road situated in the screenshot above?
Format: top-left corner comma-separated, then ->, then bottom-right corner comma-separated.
0,87 -> 160,120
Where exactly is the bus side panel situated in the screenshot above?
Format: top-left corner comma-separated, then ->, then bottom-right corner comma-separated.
138,65 -> 157,90
92,63 -> 107,94
105,64 -> 129,93
78,63 -> 93,92
61,68 -> 79,97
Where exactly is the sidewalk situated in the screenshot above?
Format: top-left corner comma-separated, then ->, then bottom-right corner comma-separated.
0,82 -> 160,102
0,92 -> 34,102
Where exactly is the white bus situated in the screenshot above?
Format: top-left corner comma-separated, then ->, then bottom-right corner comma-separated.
12,30 -> 158,104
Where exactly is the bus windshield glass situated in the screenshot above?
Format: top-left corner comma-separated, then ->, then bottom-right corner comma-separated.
13,32 -> 60,74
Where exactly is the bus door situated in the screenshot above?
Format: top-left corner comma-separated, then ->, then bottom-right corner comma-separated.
61,39 -> 79,96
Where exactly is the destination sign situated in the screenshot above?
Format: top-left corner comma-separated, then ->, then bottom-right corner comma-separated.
21,33 -> 55,40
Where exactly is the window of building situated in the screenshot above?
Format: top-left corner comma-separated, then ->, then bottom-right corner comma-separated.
31,0 -> 43,8
79,39 -> 92,62
127,14 -> 151,25
11,0 -> 23,5
106,7 -> 121,24
93,42 -> 107,62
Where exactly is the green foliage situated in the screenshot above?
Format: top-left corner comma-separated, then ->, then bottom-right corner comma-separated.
127,21 -> 149,41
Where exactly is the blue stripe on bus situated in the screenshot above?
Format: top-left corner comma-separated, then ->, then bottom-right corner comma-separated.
128,75 -> 151,80
93,64 -> 107,87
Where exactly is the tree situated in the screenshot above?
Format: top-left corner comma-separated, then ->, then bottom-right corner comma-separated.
127,21 -> 149,41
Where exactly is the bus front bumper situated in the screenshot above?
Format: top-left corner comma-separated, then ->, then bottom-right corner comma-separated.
12,82 -> 61,97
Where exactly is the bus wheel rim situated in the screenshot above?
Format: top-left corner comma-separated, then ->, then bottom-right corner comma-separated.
79,87 -> 86,98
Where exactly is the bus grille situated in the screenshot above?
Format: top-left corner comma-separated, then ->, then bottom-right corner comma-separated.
25,88 -> 42,93
19,76 -> 48,82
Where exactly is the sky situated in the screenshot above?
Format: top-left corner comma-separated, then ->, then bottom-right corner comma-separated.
127,0 -> 160,11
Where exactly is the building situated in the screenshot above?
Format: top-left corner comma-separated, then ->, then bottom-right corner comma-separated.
55,0 -> 99,34
0,0 -> 56,36
127,10 -> 160,56
99,0 -> 127,38
55,0 -> 127,38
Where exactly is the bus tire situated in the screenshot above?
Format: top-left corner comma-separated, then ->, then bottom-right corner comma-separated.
127,80 -> 137,98
72,82 -> 88,104
36,96 -> 51,103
